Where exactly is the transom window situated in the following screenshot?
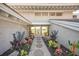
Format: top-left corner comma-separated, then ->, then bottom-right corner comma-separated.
35,12 -> 41,16
42,12 -> 48,16
49,12 -> 55,16
35,12 -> 63,16
56,12 -> 62,16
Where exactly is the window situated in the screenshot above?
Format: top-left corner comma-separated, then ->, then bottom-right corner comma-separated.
35,12 -> 41,16
56,12 -> 62,16
49,12 -> 55,16
42,12 -> 48,16
35,12 -> 63,16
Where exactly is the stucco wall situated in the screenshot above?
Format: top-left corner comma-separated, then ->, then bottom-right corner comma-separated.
0,20 -> 28,55
19,10 -> 74,24
50,23 -> 79,55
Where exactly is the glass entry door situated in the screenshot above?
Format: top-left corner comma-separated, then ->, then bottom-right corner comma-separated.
42,26 -> 48,36
31,27 -> 36,35
30,26 -> 48,36
35,26 -> 41,35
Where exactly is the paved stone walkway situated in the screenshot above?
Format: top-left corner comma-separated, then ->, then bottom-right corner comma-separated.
29,36 -> 51,56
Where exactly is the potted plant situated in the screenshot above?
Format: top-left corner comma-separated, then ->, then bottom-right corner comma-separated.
54,45 -> 63,56
10,31 -> 25,51
50,30 -> 58,40
19,44 -> 30,56
67,51 -> 74,56
19,49 -> 28,56
68,40 -> 77,55
48,40 -> 53,47
10,31 -> 33,56
28,37 -> 32,45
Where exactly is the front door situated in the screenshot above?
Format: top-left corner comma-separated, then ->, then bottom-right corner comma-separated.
30,26 -> 49,36
35,26 -> 41,35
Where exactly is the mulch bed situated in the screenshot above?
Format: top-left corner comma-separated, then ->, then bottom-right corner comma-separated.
42,37 -> 77,56
0,48 -> 14,56
1,38 -> 34,56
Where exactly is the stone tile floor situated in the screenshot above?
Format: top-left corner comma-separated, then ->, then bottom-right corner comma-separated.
29,36 -> 51,56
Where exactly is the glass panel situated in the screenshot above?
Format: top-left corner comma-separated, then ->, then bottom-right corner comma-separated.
42,26 -> 48,36
35,26 -> 41,35
49,12 -> 55,16
56,12 -> 62,16
42,12 -> 48,16
30,26 -> 48,36
31,27 -> 35,35
35,12 -> 41,16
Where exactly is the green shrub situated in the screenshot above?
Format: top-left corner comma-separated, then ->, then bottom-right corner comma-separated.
67,52 -> 74,56
19,50 -> 28,56
48,40 -> 53,47
48,40 -> 58,48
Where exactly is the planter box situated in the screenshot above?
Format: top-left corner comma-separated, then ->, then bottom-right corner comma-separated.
9,51 -> 19,56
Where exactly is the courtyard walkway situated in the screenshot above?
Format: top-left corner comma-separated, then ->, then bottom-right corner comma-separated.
29,36 -> 51,56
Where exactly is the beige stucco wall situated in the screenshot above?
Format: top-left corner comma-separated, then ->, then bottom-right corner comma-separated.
20,10 -> 74,18
0,19 -> 29,55
49,23 -> 79,55
18,10 -> 74,24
